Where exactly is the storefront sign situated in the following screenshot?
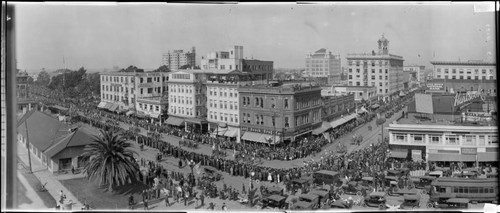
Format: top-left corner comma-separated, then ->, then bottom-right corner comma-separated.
454,91 -> 485,107
461,148 -> 477,155
426,83 -> 444,91
411,150 -> 422,162
462,112 -> 492,122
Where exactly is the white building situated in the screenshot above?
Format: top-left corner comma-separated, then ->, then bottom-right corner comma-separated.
322,86 -> 378,103
305,48 -> 341,82
162,47 -> 196,71
166,70 -> 208,133
136,96 -> 168,121
99,72 -> 168,113
346,35 -> 405,102
201,46 -> 244,70
431,60 -> 496,80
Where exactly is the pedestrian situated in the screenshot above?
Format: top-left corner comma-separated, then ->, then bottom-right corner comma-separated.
165,192 -> 170,207
200,193 -> 205,206
222,202 -> 227,210
71,166 -> 75,175
143,198 -> 148,210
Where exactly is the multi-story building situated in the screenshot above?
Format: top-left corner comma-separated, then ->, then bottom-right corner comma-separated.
238,82 -> 322,144
99,72 -> 168,113
322,85 -> 378,103
16,70 -> 36,115
136,96 -> 168,121
431,60 -> 496,80
201,46 -> 244,70
425,79 -> 497,97
403,65 -> 426,82
242,59 -> 274,81
346,35 -> 405,102
165,70 -> 208,133
304,48 -> 341,81
320,93 -> 356,122
162,47 -> 196,71
387,94 -> 497,167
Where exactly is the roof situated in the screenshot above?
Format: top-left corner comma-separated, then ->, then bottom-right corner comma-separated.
430,61 -> 496,66
17,110 -> 72,152
299,193 -> 319,200
267,195 -> 285,202
202,69 -> 247,75
42,127 -> 97,158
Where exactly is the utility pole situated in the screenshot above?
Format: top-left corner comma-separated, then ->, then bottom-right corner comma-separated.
25,118 -> 33,173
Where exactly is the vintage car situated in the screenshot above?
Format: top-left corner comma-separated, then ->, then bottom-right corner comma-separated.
360,177 -> 375,190
415,176 -> 436,190
426,193 -> 457,208
384,176 -> 399,187
293,194 -> 320,210
387,170 -> 404,177
310,188 -> 330,203
201,166 -> 222,181
330,200 -> 351,209
265,186 -> 284,196
389,187 -> 418,196
339,181 -> 367,196
364,192 -> 387,209
399,195 -> 421,209
262,194 -> 286,209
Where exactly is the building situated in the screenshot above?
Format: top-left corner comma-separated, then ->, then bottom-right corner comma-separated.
238,82 -> 322,144
165,70 -> 208,133
346,35 -> 405,102
136,96 -> 168,121
201,46 -> 244,70
431,60 -> 496,80
322,86 -> 378,103
17,110 -> 94,174
425,79 -> 497,97
241,59 -> 274,81
387,94 -> 498,167
403,65 -> 426,83
304,48 -> 341,83
16,70 -> 37,115
162,47 -> 196,71
320,93 -> 356,122
99,71 -> 169,114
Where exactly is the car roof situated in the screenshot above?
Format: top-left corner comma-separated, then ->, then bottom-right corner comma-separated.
267,186 -> 282,192
267,195 -> 285,201
362,177 -> 374,181
311,190 -> 328,196
404,195 -> 421,200
300,193 -> 319,200
315,170 -> 339,176
294,201 -> 312,208
369,192 -> 386,197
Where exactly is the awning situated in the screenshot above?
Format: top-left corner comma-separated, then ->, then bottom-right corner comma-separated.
224,127 -> 238,138
165,117 -> 185,126
185,117 -> 207,124
216,127 -> 228,136
126,110 -> 135,116
312,122 -> 332,135
389,150 -> 408,159
357,107 -> 369,114
103,103 -> 113,109
399,91 -> 406,97
371,104 -> 380,109
109,103 -> 119,112
329,113 -> 358,129
116,109 -> 127,114
149,113 -> 160,119
477,152 -> 498,162
241,132 -> 280,144
97,102 -> 107,108
52,105 -> 69,111
428,153 -> 476,162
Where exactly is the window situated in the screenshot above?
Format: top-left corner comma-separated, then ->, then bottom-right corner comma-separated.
444,69 -> 449,74
155,106 -> 159,111
464,135 -> 475,145
395,134 -> 407,143
437,68 -> 441,73
285,117 -> 289,128
446,135 -> 459,145
272,116 -> 276,126
488,135 -> 498,145
431,135 -> 441,144
284,99 -> 289,109
349,75 -> 352,80
412,134 -> 423,143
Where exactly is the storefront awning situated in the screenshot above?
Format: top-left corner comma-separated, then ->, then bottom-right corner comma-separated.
224,127 -> 238,138
428,153 -> 476,162
216,127 -> 228,136
371,104 -> 380,109
126,110 -> 135,116
51,105 -> 69,111
312,122 -> 332,135
242,132 -> 280,144
97,102 -> 107,108
357,107 -> 369,114
165,117 -> 185,126
389,150 -> 408,159
329,113 -> 358,129
149,113 -> 160,119
477,152 -> 498,162
103,103 -> 113,110
109,103 -> 119,112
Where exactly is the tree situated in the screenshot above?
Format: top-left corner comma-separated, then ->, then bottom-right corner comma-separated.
376,118 -> 386,126
82,129 -> 140,191
36,71 -> 51,86
152,65 -> 171,72
179,64 -> 200,70
119,65 -> 140,73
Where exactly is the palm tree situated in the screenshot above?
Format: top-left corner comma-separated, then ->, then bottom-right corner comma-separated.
82,129 -> 139,191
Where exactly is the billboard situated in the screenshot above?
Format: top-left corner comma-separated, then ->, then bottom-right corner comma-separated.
426,82 -> 445,91
415,93 -> 434,114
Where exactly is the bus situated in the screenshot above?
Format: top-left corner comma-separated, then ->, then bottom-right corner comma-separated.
313,170 -> 340,185
430,177 -> 498,203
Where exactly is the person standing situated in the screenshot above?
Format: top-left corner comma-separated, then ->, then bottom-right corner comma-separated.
165,192 -> 170,207
200,193 -> 205,207
143,198 -> 148,210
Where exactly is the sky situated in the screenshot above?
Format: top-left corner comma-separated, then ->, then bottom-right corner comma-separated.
13,2 -> 496,71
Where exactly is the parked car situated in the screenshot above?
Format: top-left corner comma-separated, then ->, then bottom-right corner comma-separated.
364,192 -> 387,209
330,200 -> 351,209
436,198 -> 470,209
399,195 -> 421,209
293,194 -> 320,210
340,181 -> 367,196
262,195 -> 286,210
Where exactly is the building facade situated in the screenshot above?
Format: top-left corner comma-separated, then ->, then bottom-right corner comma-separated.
162,47 -> 196,71
16,70 -> 36,115
242,59 -> 274,81
320,93 -> 356,122
201,46 -> 244,70
136,96 -> 168,120
304,48 -> 341,82
431,61 -> 496,80
323,86 -> 378,103
425,79 -> 497,97
403,65 -> 426,82
99,72 -> 168,112
166,70 -> 208,133
346,35 -> 405,102
238,83 -> 322,144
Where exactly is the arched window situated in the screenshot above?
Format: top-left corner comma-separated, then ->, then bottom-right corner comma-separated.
260,98 -> 264,108
256,97 -> 259,107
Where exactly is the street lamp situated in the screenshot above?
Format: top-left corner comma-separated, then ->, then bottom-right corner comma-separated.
188,159 -> 196,186
250,171 -> 255,207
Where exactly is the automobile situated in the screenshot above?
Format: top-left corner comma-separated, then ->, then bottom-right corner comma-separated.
387,170 -> 403,177
202,166 -> 222,181
364,192 -> 387,209
453,172 -> 478,179
427,170 -> 444,178
262,194 -> 286,210
436,198 -> 470,209
293,194 -> 320,210
360,177 -> 375,190
330,200 -> 351,209
339,181 -> 367,196
399,195 -> 421,209
426,193 -> 456,208
415,176 -> 436,191
265,186 -> 284,196
384,176 -> 399,186
310,189 -> 329,204
389,187 -> 418,196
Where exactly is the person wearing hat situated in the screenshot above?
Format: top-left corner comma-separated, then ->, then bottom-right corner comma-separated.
221,202 -> 227,210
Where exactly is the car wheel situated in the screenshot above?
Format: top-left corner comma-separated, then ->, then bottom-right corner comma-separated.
379,204 -> 385,210
356,191 -> 362,196
426,203 -> 433,209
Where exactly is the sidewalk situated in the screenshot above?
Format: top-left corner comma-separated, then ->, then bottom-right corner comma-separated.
16,170 -> 48,209
17,141 -> 84,210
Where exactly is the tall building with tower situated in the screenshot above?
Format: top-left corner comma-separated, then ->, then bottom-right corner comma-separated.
346,35 -> 405,102
162,47 -> 196,71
